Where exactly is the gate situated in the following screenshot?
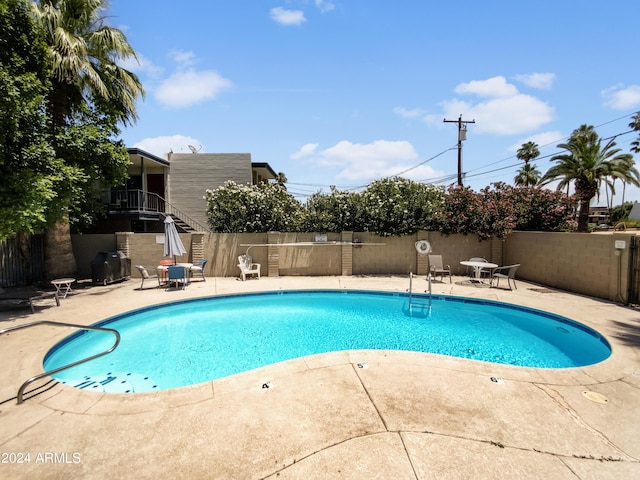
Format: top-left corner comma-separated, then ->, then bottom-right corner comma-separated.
0,235 -> 44,288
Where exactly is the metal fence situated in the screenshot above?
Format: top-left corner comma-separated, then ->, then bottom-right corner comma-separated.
0,235 -> 44,288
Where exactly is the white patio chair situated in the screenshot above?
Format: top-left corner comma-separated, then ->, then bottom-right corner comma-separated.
237,255 -> 261,281
490,264 -> 520,290
428,255 -> 451,283
135,265 -> 162,289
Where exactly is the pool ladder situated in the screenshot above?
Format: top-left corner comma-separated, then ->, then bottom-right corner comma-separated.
408,272 -> 432,317
0,320 -> 120,404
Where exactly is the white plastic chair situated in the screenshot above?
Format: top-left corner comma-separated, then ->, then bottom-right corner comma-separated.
237,255 -> 261,281
428,255 -> 451,283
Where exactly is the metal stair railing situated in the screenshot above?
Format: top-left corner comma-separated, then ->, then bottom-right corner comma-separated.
109,189 -> 209,232
0,321 -> 120,404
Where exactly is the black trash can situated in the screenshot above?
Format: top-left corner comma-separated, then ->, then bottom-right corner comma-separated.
91,251 -> 131,285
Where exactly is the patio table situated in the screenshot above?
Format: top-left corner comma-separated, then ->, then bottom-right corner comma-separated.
459,261 -> 497,282
50,278 -> 75,298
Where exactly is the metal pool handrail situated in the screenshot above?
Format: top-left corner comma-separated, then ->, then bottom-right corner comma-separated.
0,320 -> 121,404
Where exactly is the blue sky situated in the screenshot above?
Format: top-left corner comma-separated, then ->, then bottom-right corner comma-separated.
111,0 -> 640,205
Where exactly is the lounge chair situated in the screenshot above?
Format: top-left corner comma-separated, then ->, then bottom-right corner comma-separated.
135,265 -> 162,289
166,265 -> 188,290
190,259 -> 208,281
468,257 -> 491,279
490,264 -> 520,290
238,255 -> 261,281
428,254 -> 451,283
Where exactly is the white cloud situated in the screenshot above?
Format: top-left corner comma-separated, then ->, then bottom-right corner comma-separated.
155,69 -> 232,108
133,135 -> 203,157
118,52 -> 163,78
170,49 -> 196,68
454,76 -> 519,98
514,72 -> 556,90
291,143 -> 319,159
393,107 -> 426,119
425,76 -> 554,135
270,7 -> 307,26
602,84 -> 640,110
315,0 -> 335,13
296,139 -> 444,182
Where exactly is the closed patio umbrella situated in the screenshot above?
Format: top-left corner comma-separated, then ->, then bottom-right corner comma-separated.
164,216 -> 187,263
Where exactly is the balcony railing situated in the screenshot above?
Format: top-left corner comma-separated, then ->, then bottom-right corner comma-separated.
108,189 -> 208,232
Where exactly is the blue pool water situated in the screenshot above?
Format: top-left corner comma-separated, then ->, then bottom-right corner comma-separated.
44,290 -> 611,393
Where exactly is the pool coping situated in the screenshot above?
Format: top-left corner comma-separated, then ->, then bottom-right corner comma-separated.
1,275 -> 639,479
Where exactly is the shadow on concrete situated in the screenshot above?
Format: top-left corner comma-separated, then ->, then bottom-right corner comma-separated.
609,319 -> 640,347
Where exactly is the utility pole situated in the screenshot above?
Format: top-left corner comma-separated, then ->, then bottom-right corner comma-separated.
443,115 -> 475,186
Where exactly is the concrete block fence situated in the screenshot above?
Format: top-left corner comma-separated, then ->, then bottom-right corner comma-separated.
70,230 -> 639,303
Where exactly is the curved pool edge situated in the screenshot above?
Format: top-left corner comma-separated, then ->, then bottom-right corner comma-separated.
34,344 -> 632,415
42,288 -> 612,367
38,288 -> 618,405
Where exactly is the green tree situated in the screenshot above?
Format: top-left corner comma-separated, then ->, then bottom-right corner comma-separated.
609,201 -> 633,224
31,0 -> 145,278
541,125 -> 639,232
0,0 -> 58,239
514,163 -> 541,187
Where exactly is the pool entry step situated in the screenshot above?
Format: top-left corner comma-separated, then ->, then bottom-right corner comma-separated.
61,373 -> 158,393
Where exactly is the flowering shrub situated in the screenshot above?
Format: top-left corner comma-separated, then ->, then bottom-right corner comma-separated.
205,179 -> 575,237
205,181 -> 305,232
360,178 -> 444,236
436,183 -> 575,240
304,187 -> 365,233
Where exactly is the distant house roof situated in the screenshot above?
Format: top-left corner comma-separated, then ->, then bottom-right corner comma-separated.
127,148 -> 170,167
251,162 -> 277,180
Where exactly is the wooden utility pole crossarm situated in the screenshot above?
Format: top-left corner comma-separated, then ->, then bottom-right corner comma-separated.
444,115 -> 475,186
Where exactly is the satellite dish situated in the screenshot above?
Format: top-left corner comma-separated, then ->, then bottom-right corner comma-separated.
415,240 -> 432,255
188,144 -> 202,154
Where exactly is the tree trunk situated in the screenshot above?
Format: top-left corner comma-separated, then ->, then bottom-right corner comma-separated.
577,198 -> 591,232
44,215 -> 78,281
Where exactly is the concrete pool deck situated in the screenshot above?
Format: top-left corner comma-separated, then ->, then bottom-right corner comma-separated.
0,275 -> 639,479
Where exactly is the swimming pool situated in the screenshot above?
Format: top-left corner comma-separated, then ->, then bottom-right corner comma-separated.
44,290 -> 611,393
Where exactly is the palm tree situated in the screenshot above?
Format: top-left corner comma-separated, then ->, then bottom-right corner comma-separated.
516,141 -> 540,165
32,0 -> 145,129
32,0 -> 145,278
630,112 -> 640,154
275,172 -> 288,186
541,125 -> 639,232
514,163 -> 541,186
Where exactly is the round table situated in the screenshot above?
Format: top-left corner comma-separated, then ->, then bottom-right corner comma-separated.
50,278 -> 76,298
459,261 -> 497,282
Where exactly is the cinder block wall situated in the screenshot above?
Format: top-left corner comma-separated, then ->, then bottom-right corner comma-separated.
505,231 -> 634,301
71,230 -> 640,302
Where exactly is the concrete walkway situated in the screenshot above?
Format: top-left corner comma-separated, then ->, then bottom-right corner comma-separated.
1,275 -> 639,479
